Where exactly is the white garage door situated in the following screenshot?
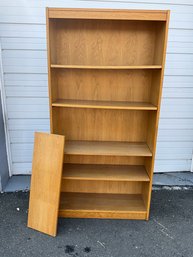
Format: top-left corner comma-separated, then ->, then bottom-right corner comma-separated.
0,0 -> 193,175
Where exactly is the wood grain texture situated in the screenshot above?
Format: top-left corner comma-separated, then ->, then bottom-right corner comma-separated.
65,141 -> 152,157
48,8 -> 167,21
46,9 -> 54,132
50,19 -> 158,66
145,11 -> 170,219
59,193 -> 147,219
64,155 -> 145,166
51,64 -> 162,69
61,180 -> 143,194
52,69 -> 153,103
46,8 -> 170,221
53,109 -> 149,142
62,164 -> 150,181
52,99 -> 157,110
61,165 -> 149,195
27,132 -> 65,236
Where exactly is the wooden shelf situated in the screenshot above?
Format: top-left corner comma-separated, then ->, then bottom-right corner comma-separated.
63,164 -> 150,181
52,99 -> 157,110
51,64 -> 162,70
65,141 -> 152,157
48,9 -> 168,21
59,193 -> 147,219
47,8 -> 170,223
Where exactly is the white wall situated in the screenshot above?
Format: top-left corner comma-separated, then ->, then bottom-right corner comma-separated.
0,0 -> 193,175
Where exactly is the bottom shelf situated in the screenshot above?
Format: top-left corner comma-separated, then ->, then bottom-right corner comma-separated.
59,193 -> 147,220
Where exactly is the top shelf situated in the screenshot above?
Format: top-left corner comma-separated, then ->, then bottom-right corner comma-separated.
51,64 -> 162,70
48,8 -> 169,21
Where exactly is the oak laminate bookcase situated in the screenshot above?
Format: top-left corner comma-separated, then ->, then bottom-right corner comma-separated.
46,8 -> 170,220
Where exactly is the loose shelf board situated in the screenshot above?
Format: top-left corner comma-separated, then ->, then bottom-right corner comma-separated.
27,132 -> 65,236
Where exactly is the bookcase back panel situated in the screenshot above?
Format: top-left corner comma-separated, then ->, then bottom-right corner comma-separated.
61,180 -> 142,194
64,155 -> 145,165
50,19 -> 163,66
53,108 -> 149,142
52,69 -> 152,102
150,70 -> 162,106
142,182 -> 150,208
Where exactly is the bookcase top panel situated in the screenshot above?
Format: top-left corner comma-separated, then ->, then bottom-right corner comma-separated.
47,8 -> 169,21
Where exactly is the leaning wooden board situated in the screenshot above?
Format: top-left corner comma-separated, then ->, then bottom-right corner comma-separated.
28,132 -> 65,236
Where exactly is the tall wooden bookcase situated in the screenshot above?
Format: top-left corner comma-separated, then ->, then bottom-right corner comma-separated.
46,8 -> 170,220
